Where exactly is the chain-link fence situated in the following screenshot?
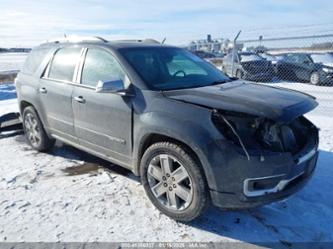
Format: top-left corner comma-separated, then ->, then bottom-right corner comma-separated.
238,34 -> 332,85
190,33 -> 333,83
191,32 -> 333,115
197,33 -> 333,86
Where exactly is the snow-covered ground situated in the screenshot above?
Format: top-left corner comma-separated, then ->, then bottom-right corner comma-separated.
0,53 -> 27,73
0,81 -> 332,245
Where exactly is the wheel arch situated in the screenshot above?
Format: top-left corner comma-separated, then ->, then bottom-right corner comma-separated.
20,100 -> 33,114
20,100 -> 51,138
135,133 -> 208,183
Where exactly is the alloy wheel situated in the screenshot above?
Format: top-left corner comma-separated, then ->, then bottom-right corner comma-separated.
24,113 -> 42,147
236,70 -> 243,79
310,72 -> 320,85
147,154 -> 193,211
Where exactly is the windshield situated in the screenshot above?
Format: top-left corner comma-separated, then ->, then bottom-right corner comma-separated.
311,53 -> 333,64
119,47 -> 230,90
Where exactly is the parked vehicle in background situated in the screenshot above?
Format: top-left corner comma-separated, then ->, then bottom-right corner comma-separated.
211,51 -> 225,58
259,53 -> 281,74
191,50 -> 216,59
206,57 -> 224,70
311,53 -> 333,68
221,52 -> 274,82
276,53 -> 333,85
191,50 -> 225,70
209,51 -> 225,69
16,37 -> 319,221
259,53 -> 278,65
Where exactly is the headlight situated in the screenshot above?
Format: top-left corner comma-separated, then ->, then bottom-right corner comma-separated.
211,110 -> 263,159
323,67 -> 333,73
211,110 -> 315,156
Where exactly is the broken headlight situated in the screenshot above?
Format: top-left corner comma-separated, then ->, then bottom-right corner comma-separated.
211,110 -> 313,156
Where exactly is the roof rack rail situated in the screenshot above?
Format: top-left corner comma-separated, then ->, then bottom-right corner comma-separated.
112,39 -> 160,44
45,35 -> 108,44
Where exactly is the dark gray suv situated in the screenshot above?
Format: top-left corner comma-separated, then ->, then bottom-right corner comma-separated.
16,37 -> 319,221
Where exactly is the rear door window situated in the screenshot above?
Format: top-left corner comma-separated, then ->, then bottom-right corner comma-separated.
48,47 -> 82,82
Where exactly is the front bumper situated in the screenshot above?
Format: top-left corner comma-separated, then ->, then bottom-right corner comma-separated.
320,71 -> 333,85
210,150 -> 318,209
204,128 -> 319,209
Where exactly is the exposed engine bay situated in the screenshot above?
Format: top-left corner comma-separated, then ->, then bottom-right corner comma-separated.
212,109 -> 318,156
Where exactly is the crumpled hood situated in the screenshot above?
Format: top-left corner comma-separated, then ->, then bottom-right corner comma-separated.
163,81 -> 318,122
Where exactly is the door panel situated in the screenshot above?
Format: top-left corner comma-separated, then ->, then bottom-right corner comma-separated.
39,46 -> 83,141
72,87 -> 132,162
39,79 -> 75,140
72,47 -> 132,166
286,54 -> 312,81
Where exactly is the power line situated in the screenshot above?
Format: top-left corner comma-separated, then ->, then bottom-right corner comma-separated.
239,33 -> 333,43
243,22 -> 333,33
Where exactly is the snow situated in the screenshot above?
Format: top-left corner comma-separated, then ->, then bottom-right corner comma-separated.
0,80 -> 332,244
0,53 -> 27,73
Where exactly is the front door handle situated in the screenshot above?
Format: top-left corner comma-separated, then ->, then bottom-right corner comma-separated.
39,87 -> 47,94
74,96 -> 86,103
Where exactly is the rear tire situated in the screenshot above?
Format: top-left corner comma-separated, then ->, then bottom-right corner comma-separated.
310,71 -> 320,85
22,106 -> 55,152
140,142 -> 209,222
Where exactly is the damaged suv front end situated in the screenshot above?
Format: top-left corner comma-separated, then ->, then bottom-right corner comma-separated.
210,110 -> 318,208
165,81 -> 319,209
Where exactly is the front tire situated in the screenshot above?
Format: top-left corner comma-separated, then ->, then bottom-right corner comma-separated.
221,66 -> 227,75
236,69 -> 244,79
22,106 -> 55,152
140,142 -> 208,222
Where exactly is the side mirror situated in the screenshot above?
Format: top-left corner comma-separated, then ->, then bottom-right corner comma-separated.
96,79 -> 128,96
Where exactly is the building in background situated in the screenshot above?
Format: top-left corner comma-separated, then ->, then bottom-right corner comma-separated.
188,34 -> 243,53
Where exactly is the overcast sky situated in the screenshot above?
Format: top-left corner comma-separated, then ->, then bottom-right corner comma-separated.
0,0 -> 332,47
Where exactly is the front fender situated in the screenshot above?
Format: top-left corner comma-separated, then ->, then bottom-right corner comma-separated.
133,110 -> 221,190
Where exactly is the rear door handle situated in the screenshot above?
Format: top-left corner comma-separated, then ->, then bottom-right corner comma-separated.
74,96 -> 86,103
39,87 -> 47,94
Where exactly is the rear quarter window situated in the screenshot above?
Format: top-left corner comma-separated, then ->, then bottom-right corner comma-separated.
22,48 -> 51,75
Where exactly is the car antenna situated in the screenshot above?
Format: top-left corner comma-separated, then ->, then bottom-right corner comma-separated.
161,38 -> 166,44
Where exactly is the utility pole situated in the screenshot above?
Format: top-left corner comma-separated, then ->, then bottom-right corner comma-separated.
231,30 -> 241,77
259,35 -> 263,47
